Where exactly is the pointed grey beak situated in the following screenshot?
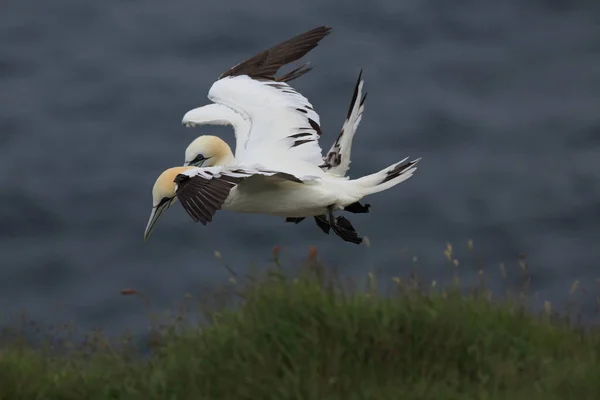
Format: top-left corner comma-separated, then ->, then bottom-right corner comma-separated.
143,198 -> 175,241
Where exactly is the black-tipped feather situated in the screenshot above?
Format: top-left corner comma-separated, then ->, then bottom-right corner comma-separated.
360,92 -> 368,107
308,118 -> 322,136
219,26 -> 332,81
289,132 -> 313,139
321,70 -> 366,171
380,160 -> 420,185
175,173 -> 244,225
292,139 -> 314,148
346,69 -> 362,119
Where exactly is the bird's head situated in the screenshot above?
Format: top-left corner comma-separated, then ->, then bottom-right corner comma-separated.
183,135 -> 234,167
144,166 -> 195,241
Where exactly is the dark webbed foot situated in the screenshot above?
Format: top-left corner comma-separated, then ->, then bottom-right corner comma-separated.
344,201 -> 371,214
313,215 -> 330,234
327,207 -> 363,244
335,216 -> 355,231
287,212 -> 360,243
334,216 -> 362,244
285,217 -> 305,224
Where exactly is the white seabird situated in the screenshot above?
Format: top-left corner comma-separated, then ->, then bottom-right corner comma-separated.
143,26 -> 421,244
181,27 -> 372,234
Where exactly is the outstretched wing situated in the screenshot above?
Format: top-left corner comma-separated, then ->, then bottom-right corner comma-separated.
182,26 -> 331,167
173,169 -> 244,225
321,70 -> 367,176
207,75 -> 325,166
173,166 -> 312,225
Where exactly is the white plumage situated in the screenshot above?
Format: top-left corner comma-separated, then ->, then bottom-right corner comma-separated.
144,26 -> 420,244
183,69 -> 367,179
183,75 -> 324,166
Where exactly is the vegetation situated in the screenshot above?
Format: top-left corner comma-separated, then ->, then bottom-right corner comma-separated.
0,244 -> 599,399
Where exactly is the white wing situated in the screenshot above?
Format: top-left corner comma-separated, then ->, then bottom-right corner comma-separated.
206,75 -> 324,165
182,26 -> 332,167
321,70 -> 367,176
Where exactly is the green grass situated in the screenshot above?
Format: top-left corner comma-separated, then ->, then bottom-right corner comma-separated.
1,248 -> 599,399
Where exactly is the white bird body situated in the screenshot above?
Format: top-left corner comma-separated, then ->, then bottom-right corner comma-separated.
221,165 -> 412,217
146,157 -> 417,234
224,180 -> 341,218
222,172 -> 356,217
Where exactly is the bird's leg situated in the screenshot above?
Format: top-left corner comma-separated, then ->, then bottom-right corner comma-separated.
327,206 -> 363,244
285,217 -> 305,224
286,215 -> 331,235
344,201 -> 371,214
313,215 -> 330,234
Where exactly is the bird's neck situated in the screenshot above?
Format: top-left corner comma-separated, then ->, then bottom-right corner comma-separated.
216,146 -> 235,166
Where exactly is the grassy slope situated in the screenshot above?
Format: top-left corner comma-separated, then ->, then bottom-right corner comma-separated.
0,261 -> 599,399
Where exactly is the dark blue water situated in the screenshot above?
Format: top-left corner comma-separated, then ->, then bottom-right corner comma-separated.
2,0 -> 599,335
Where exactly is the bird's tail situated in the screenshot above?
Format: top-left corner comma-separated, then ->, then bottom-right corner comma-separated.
322,70 -> 366,176
351,157 -> 421,196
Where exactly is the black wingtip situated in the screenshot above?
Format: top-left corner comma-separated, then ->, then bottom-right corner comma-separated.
360,91 -> 367,107
346,69 -> 364,120
313,26 -> 333,35
379,159 -> 420,185
219,25 -> 333,81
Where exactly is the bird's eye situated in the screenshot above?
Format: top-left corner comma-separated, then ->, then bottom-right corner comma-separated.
190,154 -> 206,166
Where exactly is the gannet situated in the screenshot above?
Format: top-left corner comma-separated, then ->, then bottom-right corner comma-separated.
182,70 -> 369,236
143,26 -> 421,244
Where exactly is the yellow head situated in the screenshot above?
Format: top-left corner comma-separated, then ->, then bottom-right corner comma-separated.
184,135 -> 234,167
144,166 -> 195,241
